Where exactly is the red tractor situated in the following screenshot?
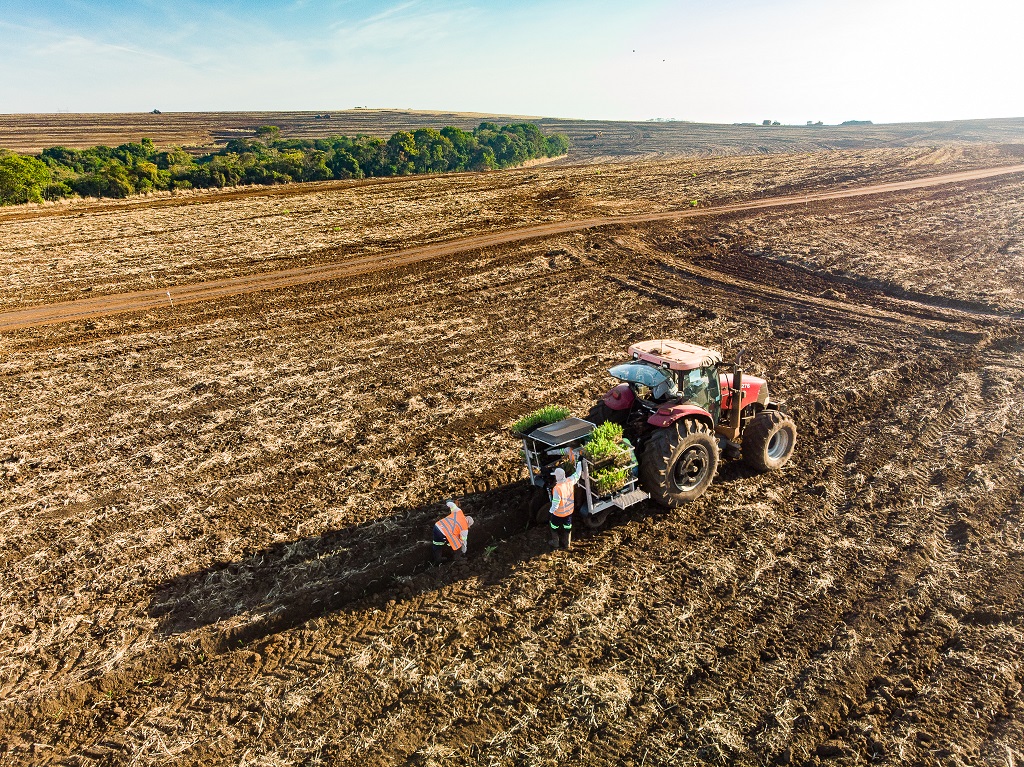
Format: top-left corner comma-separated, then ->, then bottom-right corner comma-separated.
587,340 -> 797,507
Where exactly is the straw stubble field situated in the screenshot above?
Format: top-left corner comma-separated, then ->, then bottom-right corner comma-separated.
1,146 -> 1023,766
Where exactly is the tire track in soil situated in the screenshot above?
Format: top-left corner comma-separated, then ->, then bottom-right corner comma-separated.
71,532 -> 623,764
0,262 -> 580,584
0,480 -> 544,738
454,249 -> 991,761
683,386 -> 954,759
7,366 -> 991,764
2,164 -> 1023,332
580,370 -> 970,764
455,379 -> 924,764
29,479 -> 671,761
757,375 -> 989,762
0,253 -> 606,737
649,256 -> 996,348
844,422 -> 1024,764
7,227 -> 1023,762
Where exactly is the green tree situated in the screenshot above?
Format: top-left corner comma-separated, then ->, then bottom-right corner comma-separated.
327,149 -> 362,179
385,131 -> 417,175
544,134 -> 569,157
490,133 -> 529,167
412,128 -> 456,173
2,122 -> 569,204
351,136 -> 387,176
268,149 -> 306,181
0,153 -> 53,204
155,148 -> 195,170
255,125 -> 281,144
72,161 -> 134,198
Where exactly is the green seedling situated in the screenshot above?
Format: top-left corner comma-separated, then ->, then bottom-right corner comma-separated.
583,421 -> 626,464
484,543 -> 499,560
592,465 -> 629,495
512,405 -> 570,435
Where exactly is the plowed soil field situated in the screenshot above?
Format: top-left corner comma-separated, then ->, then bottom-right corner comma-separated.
1,147 -> 1023,766
2,110 -> 1024,159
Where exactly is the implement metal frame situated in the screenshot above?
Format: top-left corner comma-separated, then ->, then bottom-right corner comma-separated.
519,417 -> 649,517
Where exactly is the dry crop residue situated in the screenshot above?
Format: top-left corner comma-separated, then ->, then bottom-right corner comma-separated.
0,159 -> 1023,766
2,145 -> 1020,315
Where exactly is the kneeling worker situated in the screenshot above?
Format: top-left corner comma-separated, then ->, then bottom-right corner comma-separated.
432,499 -> 474,564
549,459 -> 583,549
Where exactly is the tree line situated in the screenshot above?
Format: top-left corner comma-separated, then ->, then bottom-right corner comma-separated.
0,122 -> 570,205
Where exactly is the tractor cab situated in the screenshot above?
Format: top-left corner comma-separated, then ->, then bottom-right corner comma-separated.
608,340 -> 725,419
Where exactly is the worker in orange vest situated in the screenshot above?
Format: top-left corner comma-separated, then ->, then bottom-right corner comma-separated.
549,460 -> 583,549
432,499 -> 475,564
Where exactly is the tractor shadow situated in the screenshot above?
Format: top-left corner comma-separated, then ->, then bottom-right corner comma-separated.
148,463 -> 766,651
147,481 -> 551,646
714,458 -> 769,486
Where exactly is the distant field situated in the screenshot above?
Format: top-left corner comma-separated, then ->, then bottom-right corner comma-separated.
1,110 -> 1023,159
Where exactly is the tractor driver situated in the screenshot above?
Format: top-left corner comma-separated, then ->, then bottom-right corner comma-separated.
635,367 -> 678,406
651,370 -> 679,402
681,367 -> 712,410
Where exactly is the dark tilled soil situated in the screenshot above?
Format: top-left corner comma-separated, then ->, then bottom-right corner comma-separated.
0,166 -> 1022,766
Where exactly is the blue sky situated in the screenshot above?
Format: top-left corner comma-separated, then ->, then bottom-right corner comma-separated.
1,0 -> 1021,123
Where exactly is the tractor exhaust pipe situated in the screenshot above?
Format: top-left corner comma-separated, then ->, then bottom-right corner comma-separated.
729,350 -> 746,440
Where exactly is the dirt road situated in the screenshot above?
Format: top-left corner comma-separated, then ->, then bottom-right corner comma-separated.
3,163 -> 1023,332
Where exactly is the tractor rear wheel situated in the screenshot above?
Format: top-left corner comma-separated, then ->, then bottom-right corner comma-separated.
741,410 -> 797,471
586,400 -> 627,427
640,418 -> 719,507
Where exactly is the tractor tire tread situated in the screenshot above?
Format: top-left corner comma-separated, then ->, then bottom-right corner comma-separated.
640,418 -> 719,508
741,409 -> 797,472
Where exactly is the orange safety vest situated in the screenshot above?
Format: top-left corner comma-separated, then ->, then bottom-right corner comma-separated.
435,507 -> 469,550
551,479 -> 575,518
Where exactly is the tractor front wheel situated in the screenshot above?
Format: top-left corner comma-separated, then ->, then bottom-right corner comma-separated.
741,410 -> 797,471
640,418 -> 720,507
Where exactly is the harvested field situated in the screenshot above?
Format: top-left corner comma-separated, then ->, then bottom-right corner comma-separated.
3,145 -> 1023,314
1,146 -> 1024,766
1,110 -> 1024,159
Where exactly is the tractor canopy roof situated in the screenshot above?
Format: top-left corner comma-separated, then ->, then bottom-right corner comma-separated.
628,340 -> 723,371
608,363 -> 674,388
608,363 -> 678,400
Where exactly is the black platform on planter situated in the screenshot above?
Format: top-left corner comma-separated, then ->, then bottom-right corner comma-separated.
527,417 -> 595,448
